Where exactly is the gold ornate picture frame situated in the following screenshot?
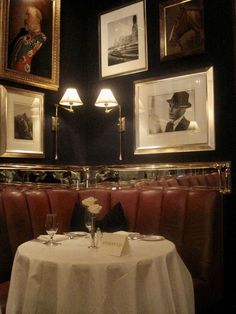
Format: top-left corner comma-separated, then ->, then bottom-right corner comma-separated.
159,0 -> 204,61
0,0 -> 60,90
99,0 -> 148,79
134,67 -> 215,155
0,85 -> 44,158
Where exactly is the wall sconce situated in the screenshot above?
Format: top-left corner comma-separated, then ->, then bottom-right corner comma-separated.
52,88 -> 83,160
94,88 -> 126,161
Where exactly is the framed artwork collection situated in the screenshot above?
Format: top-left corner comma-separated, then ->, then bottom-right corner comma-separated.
0,0 -> 211,159
0,85 -> 44,158
134,66 -> 215,155
0,0 -> 61,90
99,0 -> 148,79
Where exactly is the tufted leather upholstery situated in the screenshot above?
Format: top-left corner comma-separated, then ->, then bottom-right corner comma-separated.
0,186 -> 223,314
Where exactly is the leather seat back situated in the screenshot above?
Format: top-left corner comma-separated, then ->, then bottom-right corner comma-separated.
47,189 -> 79,233
135,189 -> 163,234
25,190 -> 51,238
159,188 -> 189,254
182,189 -> 223,281
0,191 -> 33,256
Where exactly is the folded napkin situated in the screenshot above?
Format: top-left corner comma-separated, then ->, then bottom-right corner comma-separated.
114,231 -> 141,240
113,231 -> 130,236
37,234 -> 68,242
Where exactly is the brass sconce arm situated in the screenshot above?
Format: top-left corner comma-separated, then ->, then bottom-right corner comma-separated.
94,89 -> 126,161
117,105 -> 126,161
51,104 -> 59,160
51,88 -> 83,160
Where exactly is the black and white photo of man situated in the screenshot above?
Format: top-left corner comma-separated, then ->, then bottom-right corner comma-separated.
148,90 -> 198,134
165,91 -> 198,132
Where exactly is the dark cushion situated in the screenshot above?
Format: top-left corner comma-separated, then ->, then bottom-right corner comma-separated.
70,202 -> 87,232
70,202 -> 127,233
98,202 -> 128,232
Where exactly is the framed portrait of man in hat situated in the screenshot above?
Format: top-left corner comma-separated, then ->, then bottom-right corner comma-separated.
134,66 -> 215,155
164,91 -> 198,132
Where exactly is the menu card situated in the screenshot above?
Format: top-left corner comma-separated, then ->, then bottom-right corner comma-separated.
100,232 -> 130,256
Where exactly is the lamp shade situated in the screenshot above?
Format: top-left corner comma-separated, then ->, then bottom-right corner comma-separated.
94,88 -> 118,108
59,88 -> 83,107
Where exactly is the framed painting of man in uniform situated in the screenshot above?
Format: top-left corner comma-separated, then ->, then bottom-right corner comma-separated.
0,0 -> 60,90
0,85 -> 44,158
99,0 -> 148,79
134,66 -> 215,155
159,0 -> 204,61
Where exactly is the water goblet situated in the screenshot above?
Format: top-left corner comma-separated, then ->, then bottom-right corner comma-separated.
45,214 -> 60,246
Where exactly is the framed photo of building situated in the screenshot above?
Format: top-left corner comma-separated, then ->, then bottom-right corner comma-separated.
99,0 -> 148,79
0,85 -> 44,158
159,0 -> 204,61
0,0 -> 60,90
134,66 -> 215,155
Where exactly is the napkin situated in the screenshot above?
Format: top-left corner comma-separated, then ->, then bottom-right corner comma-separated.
113,231 -> 130,236
115,231 -> 141,240
37,234 -> 68,242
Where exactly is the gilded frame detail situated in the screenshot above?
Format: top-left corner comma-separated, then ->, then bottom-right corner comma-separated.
0,0 -> 60,90
159,0 -> 204,61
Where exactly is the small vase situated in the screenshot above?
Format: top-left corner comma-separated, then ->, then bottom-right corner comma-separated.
89,214 -> 97,248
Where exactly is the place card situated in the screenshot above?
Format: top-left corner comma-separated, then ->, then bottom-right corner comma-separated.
100,233 -> 130,256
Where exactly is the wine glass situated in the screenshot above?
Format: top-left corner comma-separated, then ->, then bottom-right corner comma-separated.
84,209 -> 92,232
45,214 -> 60,246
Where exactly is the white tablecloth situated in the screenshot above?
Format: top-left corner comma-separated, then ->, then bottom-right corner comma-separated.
6,235 -> 194,314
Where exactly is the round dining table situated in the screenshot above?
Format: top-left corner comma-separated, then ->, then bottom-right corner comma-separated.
6,234 -> 195,314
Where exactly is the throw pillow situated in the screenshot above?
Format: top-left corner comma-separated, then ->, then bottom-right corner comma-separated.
98,202 -> 128,232
70,202 -> 87,232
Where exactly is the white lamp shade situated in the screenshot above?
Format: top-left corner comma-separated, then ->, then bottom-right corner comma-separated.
59,88 -> 83,107
94,88 -> 118,108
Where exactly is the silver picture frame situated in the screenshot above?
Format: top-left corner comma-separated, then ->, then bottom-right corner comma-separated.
99,0 -> 148,79
134,66 -> 215,155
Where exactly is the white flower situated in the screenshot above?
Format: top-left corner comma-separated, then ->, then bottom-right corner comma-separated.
82,197 -> 97,207
88,204 -> 102,214
82,197 -> 102,214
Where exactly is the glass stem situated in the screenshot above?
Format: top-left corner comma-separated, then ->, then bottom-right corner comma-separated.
90,215 -> 96,248
50,234 -> 54,244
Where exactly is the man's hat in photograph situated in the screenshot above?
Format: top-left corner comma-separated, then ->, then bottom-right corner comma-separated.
167,91 -> 191,108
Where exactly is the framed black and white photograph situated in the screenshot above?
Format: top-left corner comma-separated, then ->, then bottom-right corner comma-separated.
0,0 -> 60,90
0,85 -> 44,158
134,67 -> 215,155
159,0 -> 204,61
99,0 -> 148,79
